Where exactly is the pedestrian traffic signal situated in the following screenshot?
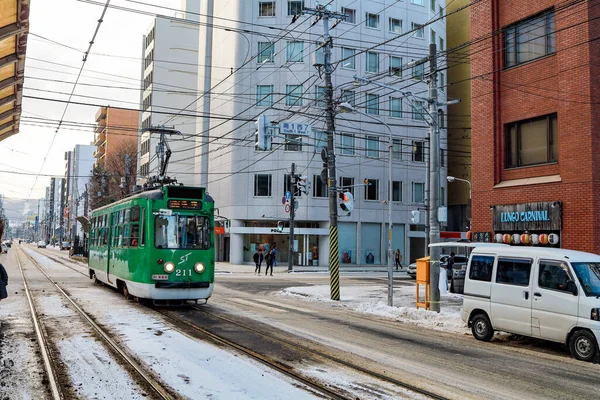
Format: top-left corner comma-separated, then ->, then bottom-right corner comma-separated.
255,114 -> 271,151
411,210 -> 420,224
297,175 -> 311,194
277,221 -> 284,232
339,191 -> 354,213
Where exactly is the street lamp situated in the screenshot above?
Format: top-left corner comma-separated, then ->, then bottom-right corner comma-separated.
447,176 -> 472,229
338,102 -> 395,307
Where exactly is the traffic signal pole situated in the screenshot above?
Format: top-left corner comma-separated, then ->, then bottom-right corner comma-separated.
288,163 -> 296,272
303,5 -> 346,301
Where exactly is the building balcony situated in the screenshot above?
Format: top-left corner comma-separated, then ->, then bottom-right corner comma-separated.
94,129 -> 106,146
95,106 -> 107,122
93,144 -> 105,158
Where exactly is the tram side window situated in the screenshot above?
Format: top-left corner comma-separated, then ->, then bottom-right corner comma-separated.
103,227 -> 108,245
125,208 -> 131,223
123,225 -> 130,248
131,225 -> 139,247
118,226 -> 124,247
140,208 -> 145,246
131,206 -> 140,222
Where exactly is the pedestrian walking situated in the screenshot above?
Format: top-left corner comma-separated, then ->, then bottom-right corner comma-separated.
253,249 -> 264,274
394,249 -> 403,271
0,263 -> 8,301
272,244 -> 277,266
265,249 -> 274,276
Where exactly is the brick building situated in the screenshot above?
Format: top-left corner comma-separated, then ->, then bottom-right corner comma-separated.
471,1 -> 600,252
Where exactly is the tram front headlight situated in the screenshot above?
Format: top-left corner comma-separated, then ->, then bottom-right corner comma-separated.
194,262 -> 205,273
164,262 -> 175,273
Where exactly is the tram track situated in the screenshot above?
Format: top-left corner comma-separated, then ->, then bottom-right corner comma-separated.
186,305 -> 449,400
16,246 -> 175,400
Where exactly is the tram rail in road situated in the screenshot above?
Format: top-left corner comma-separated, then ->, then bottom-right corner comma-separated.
16,246 -> 175,400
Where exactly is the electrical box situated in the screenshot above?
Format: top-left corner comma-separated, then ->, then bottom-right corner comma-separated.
416,256 -> 431,283
438,207 -> 448,223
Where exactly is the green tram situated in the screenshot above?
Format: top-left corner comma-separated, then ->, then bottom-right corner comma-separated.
88,185 -> 215,304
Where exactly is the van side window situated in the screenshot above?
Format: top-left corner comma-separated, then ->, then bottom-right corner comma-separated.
469,256 -> 494,282
496,258 -> 532,286
539,262 -> 571,292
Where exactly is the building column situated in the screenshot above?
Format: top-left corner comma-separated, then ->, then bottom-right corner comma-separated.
229,219 -> 244,265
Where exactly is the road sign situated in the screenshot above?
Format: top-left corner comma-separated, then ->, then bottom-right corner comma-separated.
280,121 -> 311,136
281,196 -> 286,205
285,204 -> 291,213
285,191 -> 291,200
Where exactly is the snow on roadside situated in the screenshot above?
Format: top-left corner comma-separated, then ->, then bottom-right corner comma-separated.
280,284 -> 470,335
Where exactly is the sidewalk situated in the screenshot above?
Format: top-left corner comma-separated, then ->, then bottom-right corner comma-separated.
216,261 -> 409,274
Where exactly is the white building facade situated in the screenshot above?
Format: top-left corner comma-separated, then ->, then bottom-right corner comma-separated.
137,0 -> 200,186
197,0 -> 448,266
65,144 -> 95,242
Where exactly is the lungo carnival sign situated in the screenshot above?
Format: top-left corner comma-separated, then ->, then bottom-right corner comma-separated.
492,202 -> 561,232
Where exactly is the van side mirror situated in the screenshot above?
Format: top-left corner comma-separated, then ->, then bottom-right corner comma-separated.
566,280 -> 578,296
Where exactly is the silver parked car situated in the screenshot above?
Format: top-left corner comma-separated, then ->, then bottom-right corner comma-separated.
407,254 -> 469,280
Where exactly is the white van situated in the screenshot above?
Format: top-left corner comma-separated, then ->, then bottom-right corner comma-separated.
461,245 -> 600,361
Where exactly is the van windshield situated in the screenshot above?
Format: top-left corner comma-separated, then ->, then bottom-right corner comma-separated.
571,262 -> 600,297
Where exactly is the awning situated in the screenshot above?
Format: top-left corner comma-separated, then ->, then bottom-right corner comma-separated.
0,0 -> 29,142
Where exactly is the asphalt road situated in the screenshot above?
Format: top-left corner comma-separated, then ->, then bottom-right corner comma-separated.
212,273 -> 600,400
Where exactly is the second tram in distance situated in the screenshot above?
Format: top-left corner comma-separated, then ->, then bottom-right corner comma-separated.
88,185 -> 215,304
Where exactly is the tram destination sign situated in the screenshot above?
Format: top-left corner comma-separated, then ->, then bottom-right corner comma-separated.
492,201 -> 561,231
167,199 -> 202,210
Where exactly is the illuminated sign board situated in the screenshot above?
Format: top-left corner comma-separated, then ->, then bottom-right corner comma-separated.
167,200 -> 202,210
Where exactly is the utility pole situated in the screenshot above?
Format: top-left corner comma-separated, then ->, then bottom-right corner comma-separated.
428,43 -> 441,313
288,163 -> 296,272
304,5 -> 346,301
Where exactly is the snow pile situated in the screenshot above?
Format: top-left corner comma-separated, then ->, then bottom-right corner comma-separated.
281,284 -> 470,335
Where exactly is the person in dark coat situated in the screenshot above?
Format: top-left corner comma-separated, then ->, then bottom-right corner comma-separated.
253,249 -> 264,274
0,263 -> 8,301
264,249 -> 274,276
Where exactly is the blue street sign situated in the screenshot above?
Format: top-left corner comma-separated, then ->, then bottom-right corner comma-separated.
285,191 -> 291,200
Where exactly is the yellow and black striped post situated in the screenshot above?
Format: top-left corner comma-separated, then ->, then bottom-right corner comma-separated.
329,225 -> 340,300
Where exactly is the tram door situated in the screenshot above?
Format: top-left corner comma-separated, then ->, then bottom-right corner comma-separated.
106,220 -> 113,284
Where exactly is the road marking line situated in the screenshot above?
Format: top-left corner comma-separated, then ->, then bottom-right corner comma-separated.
228,298 -> 288,313
255,299 -> 316,314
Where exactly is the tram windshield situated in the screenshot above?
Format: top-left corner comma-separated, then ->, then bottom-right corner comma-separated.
154,215 -> 211,250
571,262 -> 600,297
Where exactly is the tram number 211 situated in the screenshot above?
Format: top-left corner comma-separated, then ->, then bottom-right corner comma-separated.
175,269 -> 193,277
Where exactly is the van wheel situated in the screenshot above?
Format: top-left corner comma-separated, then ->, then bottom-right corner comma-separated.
471,314 -> 494,342
569,330 -> 598,362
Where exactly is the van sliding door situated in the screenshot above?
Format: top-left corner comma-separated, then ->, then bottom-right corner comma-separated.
491,257 -> 533,335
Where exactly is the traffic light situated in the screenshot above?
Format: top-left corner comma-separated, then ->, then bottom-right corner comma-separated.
297,175 -> 311,194
255,114 -> 271,151
411,210 -> 420,224
277,221 -> 284,232
339,191 -> 354,213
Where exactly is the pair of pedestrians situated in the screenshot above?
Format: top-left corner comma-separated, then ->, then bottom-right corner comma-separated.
253,248 -> 275,276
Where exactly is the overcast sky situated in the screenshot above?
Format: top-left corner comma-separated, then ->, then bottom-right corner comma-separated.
0,0 -> 182,220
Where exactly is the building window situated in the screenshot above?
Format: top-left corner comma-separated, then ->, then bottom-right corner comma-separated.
258,42 -> 274,63
390,56 -> 402,77
341,47 -> 356,69
366,13 -> 380,29
366,94 -> 379,115
430,0 -> 436,11
392,138 -> 402,161
339,177 -> 354,196
313,130 -> 327,151
438,110 -> 445,129
366,51 -> 379,73
412,182 -> 424,203
430,29 -> 436,45
411,22 -> 424,38
286,41 -> 304,62
412,100 -> 426,121
439,37 -> 445,52
365,179 -> 379,201
259,2 -> 276,17
439,72 -> 445,91
341,90 -> 355,106
412,0 -> 425,5
256,85 -> 273,107
412,141 -> 425,162
392,181 -> 402,202
366,135 -> 379,158
285,85 -> 303,106
313,174 -> 327,198
440,186 -> 445,206
287,1 -> 304,16
505,113 -> 558,168
254,174 -> 272,196
285,135 -> 302,152
339,133 -> 355,155
316,86 -> 326,107
505,11 -> 555,68
342,7 -> 356,24
441,148 -> 446,168
389,18 -> 402,33
390,97 -> 402,118
412,62 -> 425,80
